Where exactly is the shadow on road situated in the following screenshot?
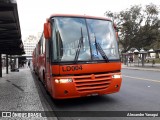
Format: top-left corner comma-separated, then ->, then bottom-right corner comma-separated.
52,95 -> 118,109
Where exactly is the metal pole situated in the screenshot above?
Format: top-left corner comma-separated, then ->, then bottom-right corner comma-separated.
0,54 -> 2,77
16,57 -> 18,69
6,54 -> 8,74
142,54 -> 144,67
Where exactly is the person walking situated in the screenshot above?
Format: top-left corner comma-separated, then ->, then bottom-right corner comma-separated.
28,61 -> 30,68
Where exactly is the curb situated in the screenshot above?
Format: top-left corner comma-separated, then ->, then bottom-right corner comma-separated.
122,66 -> 160,72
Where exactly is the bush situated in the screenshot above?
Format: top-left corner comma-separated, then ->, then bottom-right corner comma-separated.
155,58 -> 160,63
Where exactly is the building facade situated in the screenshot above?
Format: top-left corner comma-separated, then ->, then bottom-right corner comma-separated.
23,35 -> 38,60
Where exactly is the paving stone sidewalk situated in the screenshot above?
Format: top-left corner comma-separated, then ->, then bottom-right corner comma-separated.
0,68 -> 48,120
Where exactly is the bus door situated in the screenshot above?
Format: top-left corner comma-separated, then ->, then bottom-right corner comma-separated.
45,40 -> 52,93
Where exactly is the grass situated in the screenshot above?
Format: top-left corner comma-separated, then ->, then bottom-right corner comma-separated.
154,58 -> 160,63
145,58 -> 160,64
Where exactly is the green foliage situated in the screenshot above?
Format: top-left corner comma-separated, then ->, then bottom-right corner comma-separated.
105,3 -> 160,53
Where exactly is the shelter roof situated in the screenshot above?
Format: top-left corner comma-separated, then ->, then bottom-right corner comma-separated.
0,0 -> 25,55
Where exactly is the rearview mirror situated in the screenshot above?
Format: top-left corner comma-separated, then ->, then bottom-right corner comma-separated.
44,22 -> 51,39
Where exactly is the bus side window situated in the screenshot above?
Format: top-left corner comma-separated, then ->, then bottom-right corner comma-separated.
46,39 -> 50,62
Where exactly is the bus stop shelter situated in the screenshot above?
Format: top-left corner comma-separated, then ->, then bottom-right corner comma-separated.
0,0 -> 25,77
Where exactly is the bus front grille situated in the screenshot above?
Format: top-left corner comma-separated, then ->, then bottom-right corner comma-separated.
74,73 -> 112,92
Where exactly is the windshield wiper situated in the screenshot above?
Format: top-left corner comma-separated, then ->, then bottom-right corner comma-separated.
74,28 -> 83,63
94,34 -> 109,62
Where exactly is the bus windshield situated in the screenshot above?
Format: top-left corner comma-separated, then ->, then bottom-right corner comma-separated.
51,17 -> 119,62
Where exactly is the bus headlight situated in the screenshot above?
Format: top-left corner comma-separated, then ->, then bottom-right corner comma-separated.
55,78 -> 73,83
112,75 -> 121,79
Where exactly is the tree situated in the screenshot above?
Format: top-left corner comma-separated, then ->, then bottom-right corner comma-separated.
105,3 -> 160,53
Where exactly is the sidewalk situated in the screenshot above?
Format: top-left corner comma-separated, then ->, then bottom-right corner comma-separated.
0,67 -> 48,120
122,62 -> 160,72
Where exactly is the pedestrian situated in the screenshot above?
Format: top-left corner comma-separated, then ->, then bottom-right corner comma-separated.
22,62 -> 24,68
28,61 -> 30,68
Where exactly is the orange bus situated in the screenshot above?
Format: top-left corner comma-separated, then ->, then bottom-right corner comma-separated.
32,44 -> 39,74
34,14 -> 122,99
32,48 -> 36,71
32,35 -> 45,81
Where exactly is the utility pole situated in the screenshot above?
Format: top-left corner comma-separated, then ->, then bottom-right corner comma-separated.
0,54 -> 2,77
6,54 -> 8,74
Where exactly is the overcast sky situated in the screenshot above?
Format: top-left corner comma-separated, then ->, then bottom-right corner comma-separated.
16,0 -> 160,40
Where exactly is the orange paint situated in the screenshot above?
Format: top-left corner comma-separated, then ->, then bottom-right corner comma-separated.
33,14 -> 122,99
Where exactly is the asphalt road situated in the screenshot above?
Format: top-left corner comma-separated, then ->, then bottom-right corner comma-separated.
32,69 -> 160,120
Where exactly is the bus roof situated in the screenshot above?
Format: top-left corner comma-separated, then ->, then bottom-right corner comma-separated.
47,14 -> 111,21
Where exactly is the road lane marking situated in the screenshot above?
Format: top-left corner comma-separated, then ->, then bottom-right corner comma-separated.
123,75 -> 160,83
